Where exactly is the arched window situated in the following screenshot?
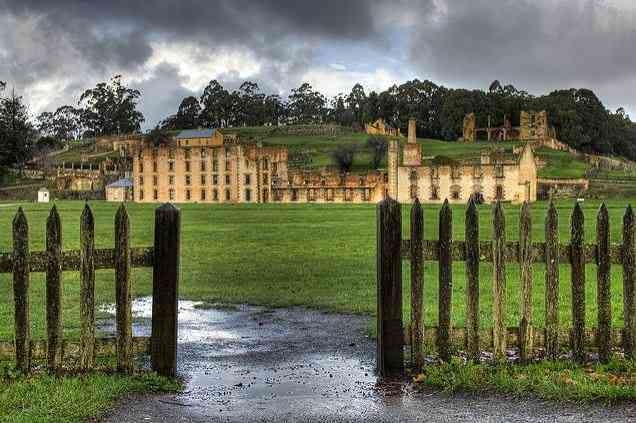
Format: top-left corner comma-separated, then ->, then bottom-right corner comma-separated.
225,189 -> 231,201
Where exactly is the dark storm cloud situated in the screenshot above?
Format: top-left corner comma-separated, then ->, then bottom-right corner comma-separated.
0,0 -> 404,124
409,0 -> 636,100
2,0 -> 636,124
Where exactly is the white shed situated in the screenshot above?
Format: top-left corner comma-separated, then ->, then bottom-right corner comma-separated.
37,187 -> 50,203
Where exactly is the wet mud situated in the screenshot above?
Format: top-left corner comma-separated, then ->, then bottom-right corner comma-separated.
98,299 -> 635,422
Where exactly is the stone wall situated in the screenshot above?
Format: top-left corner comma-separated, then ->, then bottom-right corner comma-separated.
537,178 -> 589,200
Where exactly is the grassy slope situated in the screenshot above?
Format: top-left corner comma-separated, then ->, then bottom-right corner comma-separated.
260,131 -> 588,179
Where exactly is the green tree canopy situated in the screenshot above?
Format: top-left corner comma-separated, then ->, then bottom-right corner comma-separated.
79,75 -> 144,136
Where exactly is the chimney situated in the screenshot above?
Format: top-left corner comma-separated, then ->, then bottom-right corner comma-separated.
408,118 -> 416,144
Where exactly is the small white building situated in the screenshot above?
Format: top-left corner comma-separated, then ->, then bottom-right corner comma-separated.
106,178 -> 133,202
37,187 -> 50,203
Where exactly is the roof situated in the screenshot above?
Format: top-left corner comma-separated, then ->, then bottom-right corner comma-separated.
107,178 -> 133,188
38,187 -> 49,192
175,128 -> 216,139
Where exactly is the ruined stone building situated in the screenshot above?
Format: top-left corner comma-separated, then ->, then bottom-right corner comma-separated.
390,118 -> 537,204
462,110 -> 554,143
365,118 -> 401,137
271,169 -> 385,203
132,118 -> 537,205
133,129 -> 288,203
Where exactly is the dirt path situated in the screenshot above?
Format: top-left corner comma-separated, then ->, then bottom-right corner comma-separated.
97,300 -> 635,422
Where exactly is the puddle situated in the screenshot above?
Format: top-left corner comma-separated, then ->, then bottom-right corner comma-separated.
98,299 -> 635,423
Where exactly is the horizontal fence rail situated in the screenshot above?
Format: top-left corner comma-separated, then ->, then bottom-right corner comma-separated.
377,198 -> 636,375
0,203 -> 180,377
0,248 -> 154,273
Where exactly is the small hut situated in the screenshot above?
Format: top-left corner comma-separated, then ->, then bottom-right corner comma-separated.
105,178 -> 133,202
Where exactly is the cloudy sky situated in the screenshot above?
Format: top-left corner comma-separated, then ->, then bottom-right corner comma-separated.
1,0 -> 635,129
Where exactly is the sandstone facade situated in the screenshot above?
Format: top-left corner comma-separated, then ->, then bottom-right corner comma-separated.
392,119 -> 537,204
365,118 -> 401,137
133,129 -> 288,203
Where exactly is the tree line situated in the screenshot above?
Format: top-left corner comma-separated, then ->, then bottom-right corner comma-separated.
162,78 -> 636,161
1,74 -> 635,175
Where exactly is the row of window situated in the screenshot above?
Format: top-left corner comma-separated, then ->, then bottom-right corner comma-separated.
279,188 -> 372,202
423,165 -> 504,180
139,160 -> 279,175
409,185 -> 505,200
138,173 -> 269,187
138,188 -> 266,202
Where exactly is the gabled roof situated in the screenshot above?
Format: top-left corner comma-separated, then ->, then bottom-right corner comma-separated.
107,178 -> 133,188
175,128 -> 216,139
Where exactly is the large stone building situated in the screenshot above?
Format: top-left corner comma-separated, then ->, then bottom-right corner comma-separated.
133,129 -> 288,203
133,121 -> 537,205
390,118 -> 537,204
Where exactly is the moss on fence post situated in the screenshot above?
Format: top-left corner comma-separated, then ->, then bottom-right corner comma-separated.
465,199 -> 480,362
544,202 -> 560,360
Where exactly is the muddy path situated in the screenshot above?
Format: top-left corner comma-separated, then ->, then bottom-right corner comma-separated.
97,299 -> 635,422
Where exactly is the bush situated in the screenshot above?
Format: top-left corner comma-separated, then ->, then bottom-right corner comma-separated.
366,136 -> 387,169
331,145 -> 356,173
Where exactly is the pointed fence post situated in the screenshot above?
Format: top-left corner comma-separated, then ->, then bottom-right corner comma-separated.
410,199 -> 424,369
152,204 -> 181,377
519,202 -> 533,363
13,208 -> 30,373
438,200 -> 452,362
545,202 -> 560,359
596,204 -> 611,363
465,199 -> 480,362
46,206 -> 63,373
376,198 -> 403,376
115,204 -> 133,374
80,203 -> 95,370
570,202 -> 586,363
492,201 -> 506,362
622,205 -> 636,358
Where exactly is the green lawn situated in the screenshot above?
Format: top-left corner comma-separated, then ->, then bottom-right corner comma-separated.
0,199 -> 634,341
0,199 -> 635,418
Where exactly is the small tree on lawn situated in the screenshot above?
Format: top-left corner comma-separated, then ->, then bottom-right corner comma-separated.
366,135 -> 387,169
331,145 -> 356,174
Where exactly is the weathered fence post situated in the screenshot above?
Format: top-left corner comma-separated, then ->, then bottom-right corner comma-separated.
465,199 -> 480,362
13,208 -> 30,373
152,204 -> 181,377
438,200 -> 452,362
623,205 -> 636,358
518,202 -> 533,363
570,202 -> 586,363
115,204 -> 133,374
376,198 -> 403,376
596,203 -> 611,363
545,202 -> 560,359
410,199 -> 424,369
492,201 -> 506,362
80,203 -> 95,370
46,206 -> 63,373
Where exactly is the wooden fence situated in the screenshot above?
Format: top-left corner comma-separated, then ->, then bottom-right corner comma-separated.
377,198 -> 636,376
0,203 -> 180,377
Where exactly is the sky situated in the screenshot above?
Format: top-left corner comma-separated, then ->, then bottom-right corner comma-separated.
1,0 -> 636,129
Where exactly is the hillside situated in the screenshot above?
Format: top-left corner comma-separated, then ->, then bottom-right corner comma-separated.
41,125 -> 636,187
